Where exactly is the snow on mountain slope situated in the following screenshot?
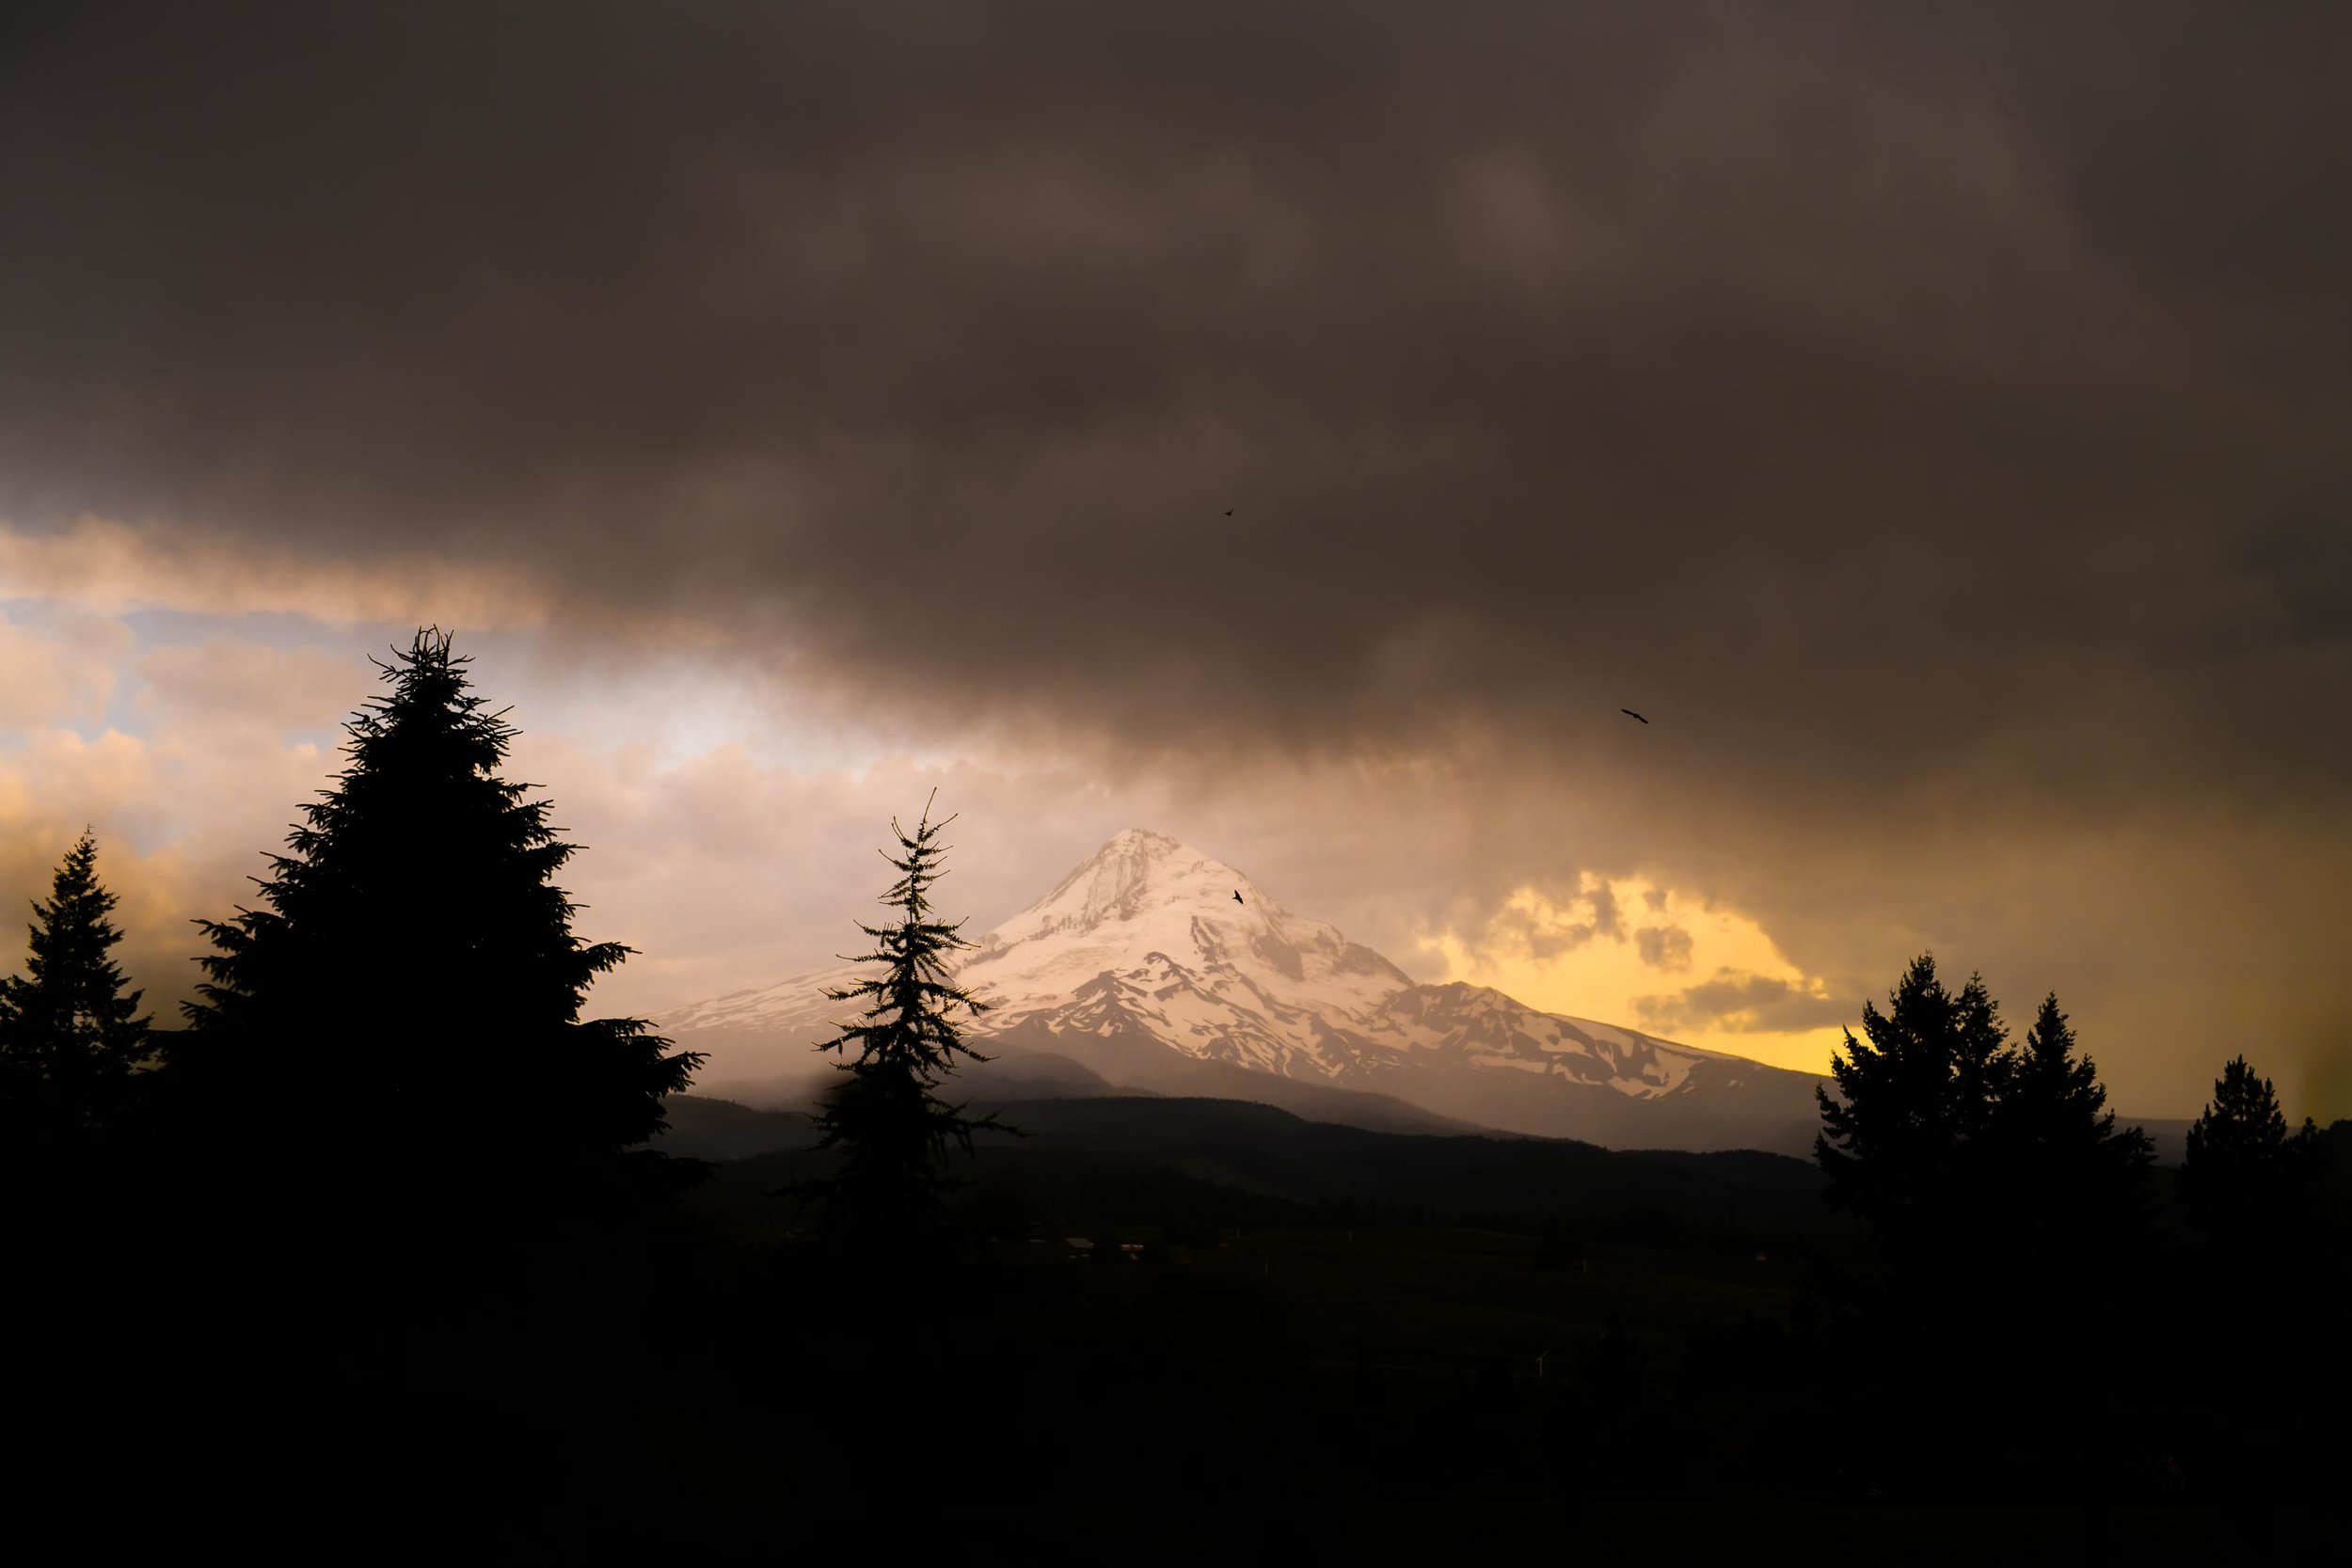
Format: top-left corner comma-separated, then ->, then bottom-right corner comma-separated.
663,828 -> 1819,1151
957,830 -> 1413,1077
662,960 -> 863,1043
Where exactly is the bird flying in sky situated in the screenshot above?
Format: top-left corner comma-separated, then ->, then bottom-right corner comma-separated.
1621,709 -> 1648,724
1232,890 -> 1244,904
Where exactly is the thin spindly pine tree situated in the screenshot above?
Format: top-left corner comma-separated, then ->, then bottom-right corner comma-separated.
806,793 -> 1004,1257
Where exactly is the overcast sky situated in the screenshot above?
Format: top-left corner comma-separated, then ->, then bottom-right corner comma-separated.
3,3 -> 2346,1117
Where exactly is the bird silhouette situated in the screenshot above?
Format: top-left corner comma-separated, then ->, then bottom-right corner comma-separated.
1621,709 -> 1648,724
1232,890 -> 1245,905
1223,506 -> 1234,516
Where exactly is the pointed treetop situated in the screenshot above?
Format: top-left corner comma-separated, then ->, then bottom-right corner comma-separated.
0,829 -> 152,1129
177,626 -> 699,1166
875,788 -> 957,924
804,800 -> 1009,1254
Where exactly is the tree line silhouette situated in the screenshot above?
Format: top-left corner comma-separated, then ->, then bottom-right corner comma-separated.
1812,956 -> 2344,1502
5,634 -> 700,1236
0,626 -> 2344,1529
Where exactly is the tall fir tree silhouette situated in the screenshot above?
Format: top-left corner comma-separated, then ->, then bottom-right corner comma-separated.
1817,958 -> 2162,1496
806,794 -> 1000,1257
1997,993 -> 2153,1250
2006,994 -> 2148,1160
178,628 -> 700,1195
2182,1054 -> 2312,1241
1991,993 -> 2156,1485
0,831 -> 152,1145
1815,954 -> 2013,1276
1816,955 -> 2022,1490
2178,1053 -> 2331,1481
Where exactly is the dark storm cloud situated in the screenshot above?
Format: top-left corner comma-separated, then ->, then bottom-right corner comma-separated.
5,4 -> 2349,1110
6,2 -> 2344,800
1633,971 -> 1854,1037
1489,877 -> 1624,962
1635,926 -> 1694,974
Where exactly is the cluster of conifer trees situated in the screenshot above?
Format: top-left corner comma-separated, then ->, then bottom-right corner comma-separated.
2,633 -> 700,1238
0,628 -> 999,1260
1813,957 -> 2343,1499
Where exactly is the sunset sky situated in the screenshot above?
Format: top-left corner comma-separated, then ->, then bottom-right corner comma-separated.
3,4 -> 2345,1119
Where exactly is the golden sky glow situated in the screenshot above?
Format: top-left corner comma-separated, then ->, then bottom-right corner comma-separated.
1420,876 -> 1851,1074
0,517 -> 553,628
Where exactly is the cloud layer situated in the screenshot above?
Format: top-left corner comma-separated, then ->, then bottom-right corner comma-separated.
3,5 -> 2346,1115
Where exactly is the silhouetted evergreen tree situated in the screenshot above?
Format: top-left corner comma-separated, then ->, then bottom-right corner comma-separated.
175,629 -> 700,1205
2174,1056 -> 2337,1493
805,795 -> 999,1258
2005,994 -> 2148,1159
1990,993 -> 2157,1493
0,831 -> 151,1147
2182,1055 -> 2311,1243
1816,958 -> 2164,1496
1815,954 -> 2012,1281
1997,993 -> 2153,1254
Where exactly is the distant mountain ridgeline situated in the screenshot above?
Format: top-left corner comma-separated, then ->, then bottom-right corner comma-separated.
665,829 -> 1828,1155
657,1090 -> 1846,1244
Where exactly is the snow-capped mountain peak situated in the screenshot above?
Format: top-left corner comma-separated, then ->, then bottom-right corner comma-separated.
662,829 -> 1824,1151
984,827 -> 1270,944
966,830 -> 1409,1022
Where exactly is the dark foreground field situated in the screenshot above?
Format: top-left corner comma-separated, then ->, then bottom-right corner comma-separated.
636,1095 -> 2315,1550
8,1095 -> 2336,1555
